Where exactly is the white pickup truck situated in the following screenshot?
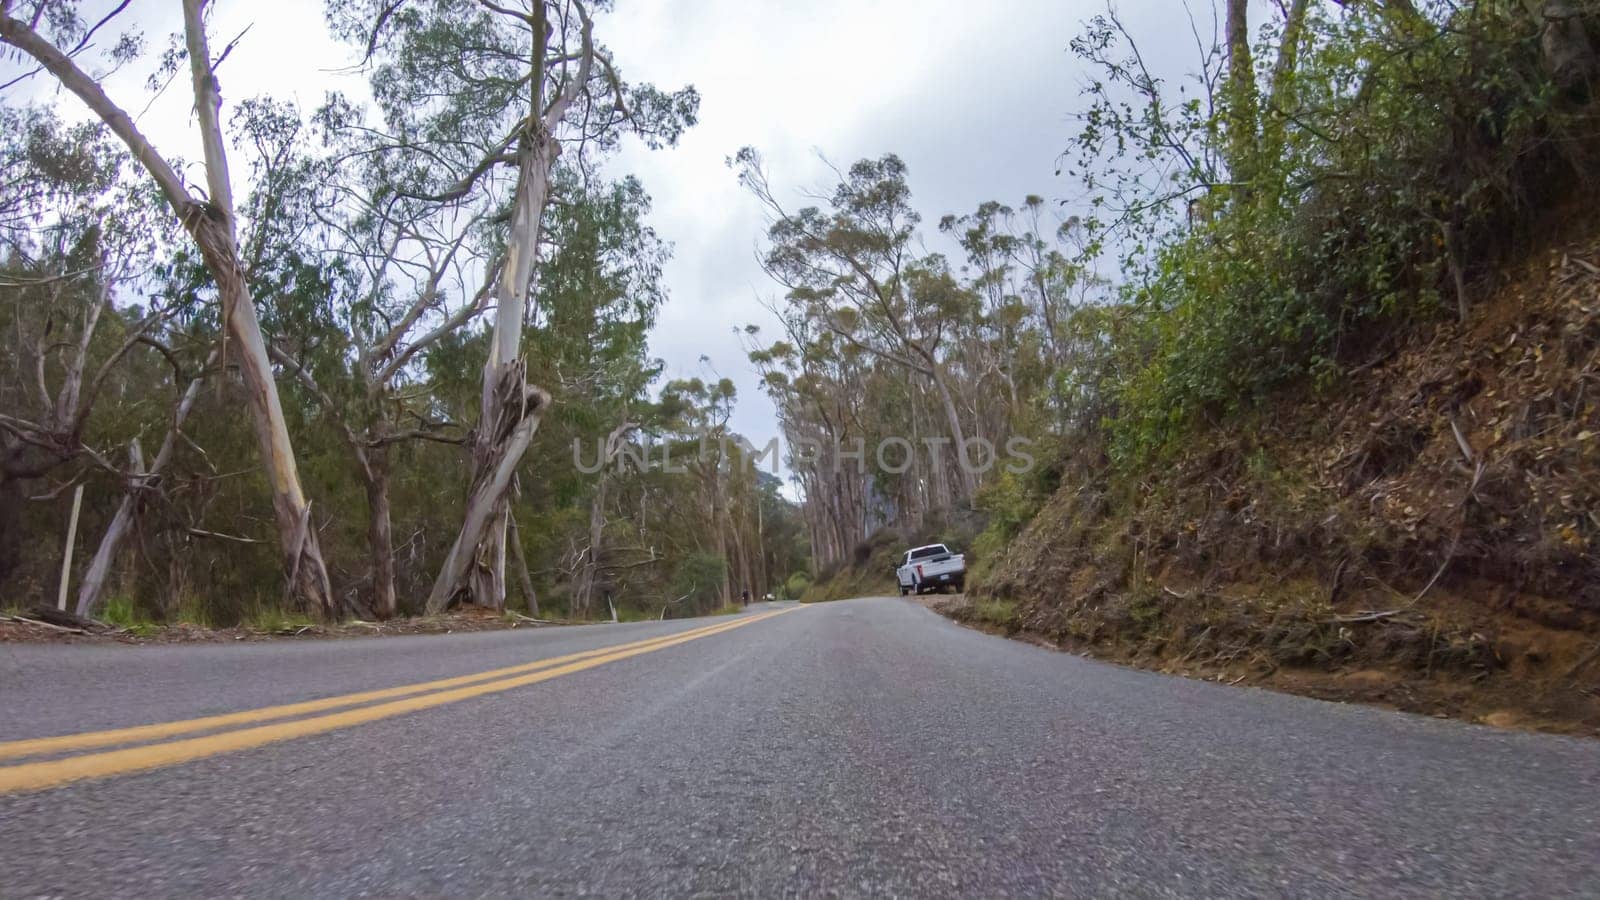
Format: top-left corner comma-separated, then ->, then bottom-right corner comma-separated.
894,543 -> 966,595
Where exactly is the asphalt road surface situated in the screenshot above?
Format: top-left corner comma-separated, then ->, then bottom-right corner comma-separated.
2,597 -> 1598,898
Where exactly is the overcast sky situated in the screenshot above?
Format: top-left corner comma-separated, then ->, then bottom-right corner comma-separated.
11,0 -> 1202,469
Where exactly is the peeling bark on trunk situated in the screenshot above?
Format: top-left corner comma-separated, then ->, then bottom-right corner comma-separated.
181,0 -> 334,617
433,5 -> 594,611
427,361 -> 549,614
446,137 -> 557,612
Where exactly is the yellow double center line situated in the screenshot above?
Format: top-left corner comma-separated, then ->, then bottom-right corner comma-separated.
0,607 -> 796,795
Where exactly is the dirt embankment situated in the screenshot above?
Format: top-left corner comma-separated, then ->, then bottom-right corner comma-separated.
967,239 -> 1600,736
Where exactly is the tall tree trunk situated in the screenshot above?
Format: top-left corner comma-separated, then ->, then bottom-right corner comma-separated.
728,507 -> 752,603
431,143 -> 557,612
196,222 -> 334,615
0,7 -> 335,616
183,19 -> 334,616
427,359 -> 548,614
712,471 -> 732,607
754,493 -> 768,597
431,6 -> 593,613
1261,0 -> 1311,166
929,367 -> 978,503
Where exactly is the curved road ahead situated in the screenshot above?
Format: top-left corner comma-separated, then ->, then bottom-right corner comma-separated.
2,597 -> 1597,897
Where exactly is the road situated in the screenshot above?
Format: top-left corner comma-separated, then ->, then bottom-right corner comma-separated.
2,597 -> 1597,898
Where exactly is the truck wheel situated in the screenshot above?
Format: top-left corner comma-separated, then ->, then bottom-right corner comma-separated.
899,586 -> 910,596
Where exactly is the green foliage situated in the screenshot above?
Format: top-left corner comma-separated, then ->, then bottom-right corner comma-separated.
971,470 -> 1043,572
781,571 -> 811,600
1066,1 -> 1599,466
671,552 -> 728,610
741,148 -> 1100,574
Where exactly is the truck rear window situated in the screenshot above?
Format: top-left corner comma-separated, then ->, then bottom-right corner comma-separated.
910,546 -> 947,560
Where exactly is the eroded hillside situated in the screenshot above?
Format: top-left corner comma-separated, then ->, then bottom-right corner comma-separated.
966,237 -> 1600,733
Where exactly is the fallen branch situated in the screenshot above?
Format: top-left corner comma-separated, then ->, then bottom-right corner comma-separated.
13,616 -> 86,634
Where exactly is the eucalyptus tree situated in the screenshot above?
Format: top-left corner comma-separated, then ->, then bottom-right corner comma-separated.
332,0 -> 697,612
737,150 -> 982,503
0,0 -> 339,615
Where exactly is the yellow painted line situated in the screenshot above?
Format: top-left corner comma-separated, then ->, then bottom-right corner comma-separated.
0,614 -> 756,763
0,608 -> 794,795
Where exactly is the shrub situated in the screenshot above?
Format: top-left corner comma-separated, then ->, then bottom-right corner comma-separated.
782,571 -> 811,599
